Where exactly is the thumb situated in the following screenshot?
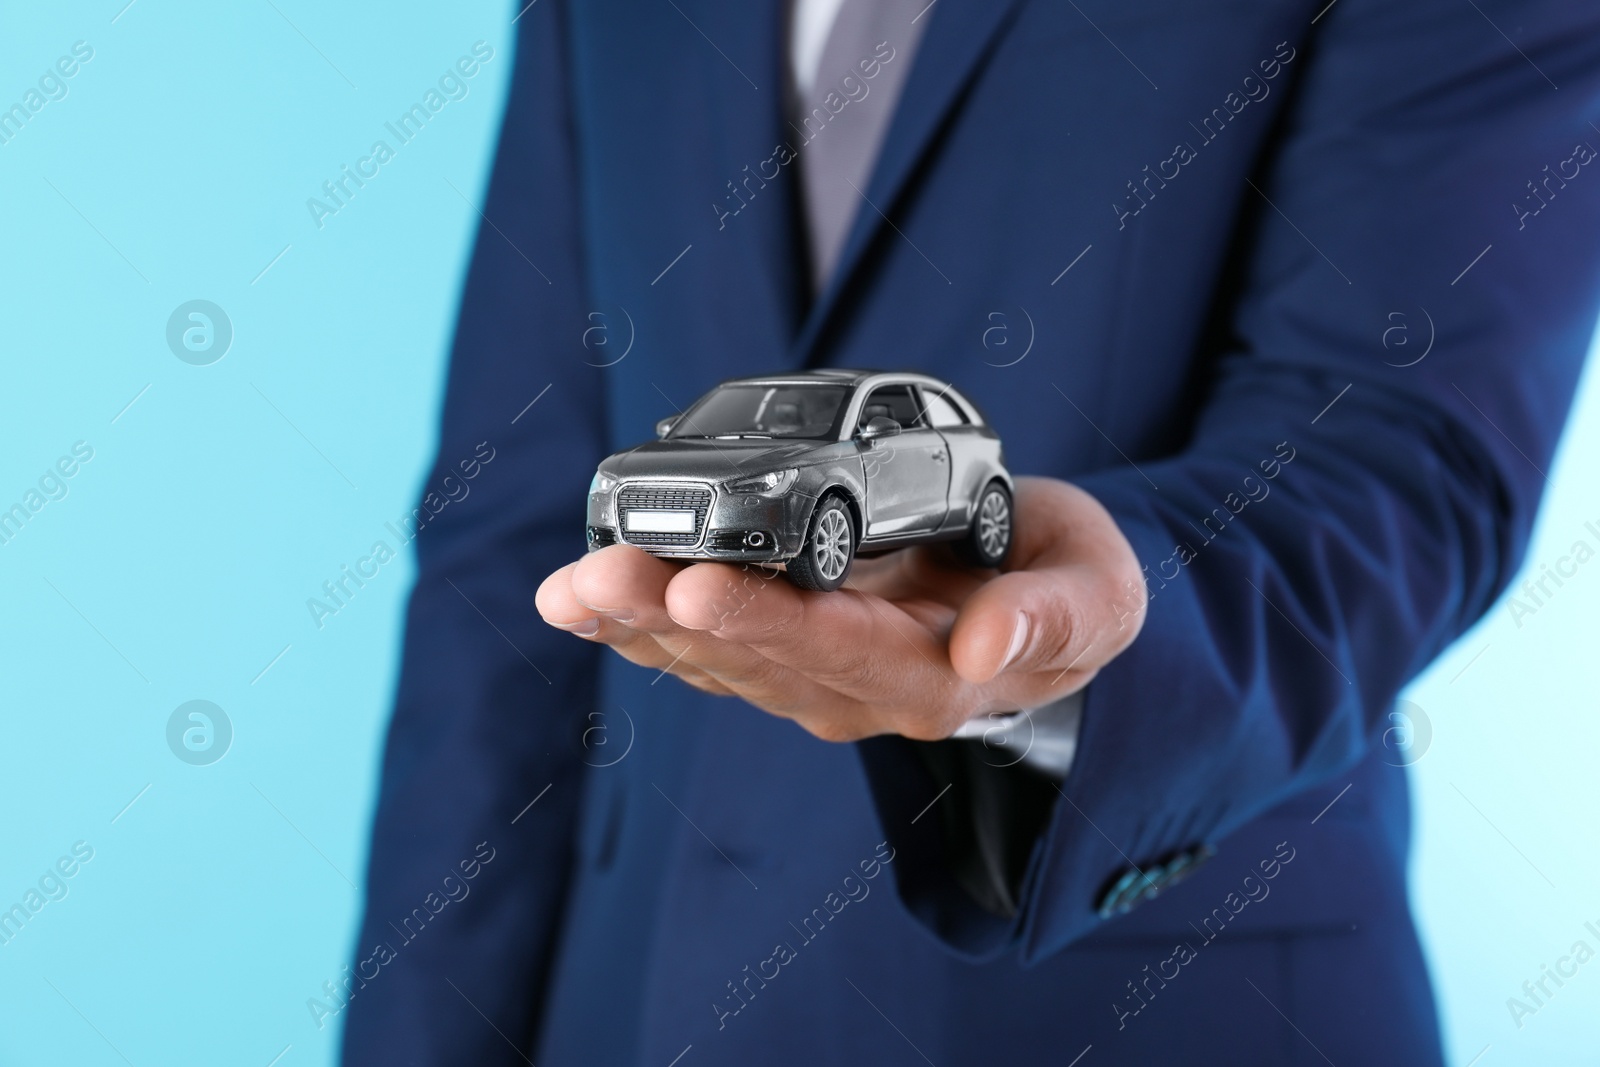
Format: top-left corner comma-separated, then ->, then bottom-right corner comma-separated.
948,564 -> 1146,685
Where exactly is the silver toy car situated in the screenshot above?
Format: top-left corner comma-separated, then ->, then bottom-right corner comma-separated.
586,370 -> 1013,591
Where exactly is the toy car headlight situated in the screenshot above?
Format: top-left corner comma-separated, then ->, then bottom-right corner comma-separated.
590,470 -> 619,494
723,469 -> 798,496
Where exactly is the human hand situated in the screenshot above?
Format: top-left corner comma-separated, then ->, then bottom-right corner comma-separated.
535,477 -> 1146,742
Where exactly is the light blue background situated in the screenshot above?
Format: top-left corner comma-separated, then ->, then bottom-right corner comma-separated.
0,3 -> 1594,1065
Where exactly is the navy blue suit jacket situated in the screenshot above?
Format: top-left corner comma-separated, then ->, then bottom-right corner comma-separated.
343,0 -> 1600,1063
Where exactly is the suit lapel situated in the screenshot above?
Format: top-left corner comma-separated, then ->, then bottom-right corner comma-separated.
792,0 -> 1029,363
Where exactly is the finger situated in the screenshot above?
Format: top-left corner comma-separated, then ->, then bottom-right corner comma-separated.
663,562 -> 977,735
568,544 -> 683,626
948,562 -> 1140,685
555,549 -> 842,708
536,558 -> 738,694
536,560 -> 602,632
1003,476 -> 1141,575
947,478 -> 1145,685
562,558 -> 890,734
565,548 -> 838,694
535,553 -> 703,670
569,551 -> 800,680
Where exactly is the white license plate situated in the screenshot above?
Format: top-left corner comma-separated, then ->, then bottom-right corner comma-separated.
626,509 -> 696,533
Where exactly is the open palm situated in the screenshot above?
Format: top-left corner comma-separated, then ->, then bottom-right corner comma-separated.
536,476 -> 1145,742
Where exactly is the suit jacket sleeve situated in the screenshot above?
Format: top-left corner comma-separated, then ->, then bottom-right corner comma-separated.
340,4 -> 602,1062
859,0 -> 1600,963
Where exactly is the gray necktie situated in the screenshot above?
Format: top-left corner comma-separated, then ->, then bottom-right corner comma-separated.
795,0 -> 931,292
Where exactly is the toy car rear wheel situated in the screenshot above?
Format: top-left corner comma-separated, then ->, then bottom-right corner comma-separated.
955,481 -> 1012,569
787,494 -> 855,592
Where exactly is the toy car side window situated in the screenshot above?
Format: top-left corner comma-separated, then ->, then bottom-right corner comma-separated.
917,387 -> 968,428
858,385 -> 924,429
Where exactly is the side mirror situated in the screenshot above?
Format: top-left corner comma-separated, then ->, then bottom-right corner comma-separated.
655,416 -> 677,439
857,416 -> 902,445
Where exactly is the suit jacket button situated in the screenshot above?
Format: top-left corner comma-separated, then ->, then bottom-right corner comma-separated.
1095,845 -> 1216,918
1097,865 -> 1162,918
1163,844 -> 1216,891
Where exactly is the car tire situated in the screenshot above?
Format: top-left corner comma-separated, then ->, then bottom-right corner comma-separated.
787,494 -> 856,592
954,481 -> 1013,569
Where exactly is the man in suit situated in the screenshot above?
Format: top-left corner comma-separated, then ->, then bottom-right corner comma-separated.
343,0 -> 1600,1063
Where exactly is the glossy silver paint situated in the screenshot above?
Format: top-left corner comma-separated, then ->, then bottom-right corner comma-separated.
586,370 -> 1010,564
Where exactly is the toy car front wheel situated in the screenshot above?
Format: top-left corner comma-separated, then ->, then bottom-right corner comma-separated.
787,495 -> 855,592
955,481 -> 1013,568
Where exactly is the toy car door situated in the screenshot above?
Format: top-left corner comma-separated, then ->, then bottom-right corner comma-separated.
855,384 -> 950,537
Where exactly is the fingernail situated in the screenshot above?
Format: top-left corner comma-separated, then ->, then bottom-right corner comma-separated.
999,612 -> 1031,673
577,600 -> 633,623
553,619 -> 601,636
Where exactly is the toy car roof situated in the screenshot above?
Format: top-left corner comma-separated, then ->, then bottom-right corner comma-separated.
718,369 -> 944,388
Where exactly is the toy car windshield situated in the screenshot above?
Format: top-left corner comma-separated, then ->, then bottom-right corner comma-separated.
669,383 -> 850,440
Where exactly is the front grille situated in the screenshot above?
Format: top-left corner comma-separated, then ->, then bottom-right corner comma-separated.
617,483 -> 712,546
